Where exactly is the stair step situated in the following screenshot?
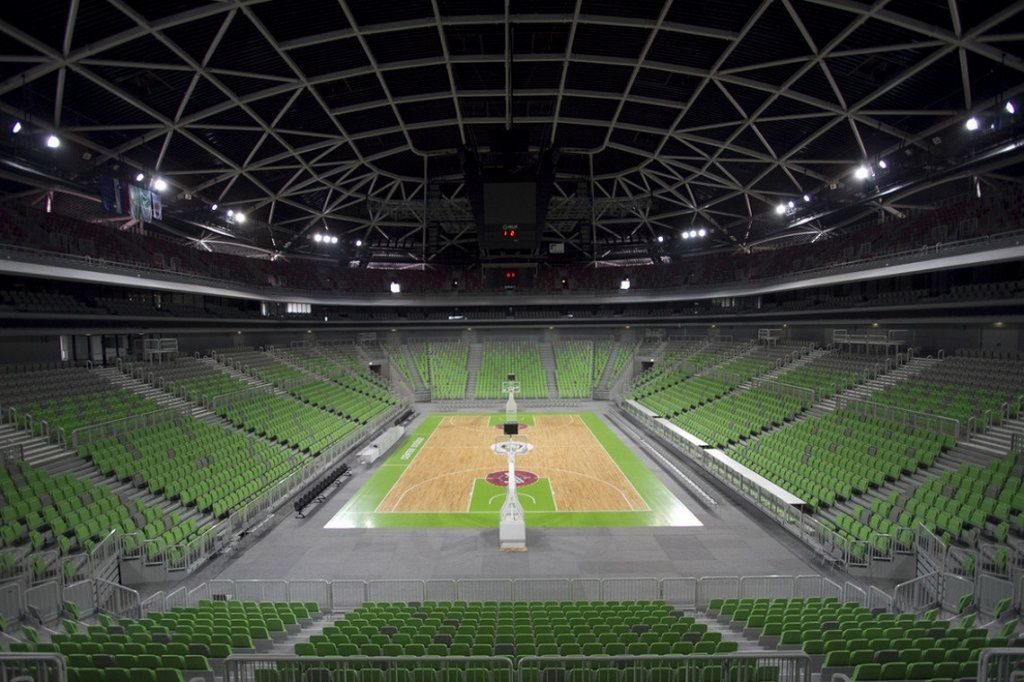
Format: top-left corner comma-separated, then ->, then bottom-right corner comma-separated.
466,344 -> 483,399
539,343 -> 559,399
92,368 -> 191,412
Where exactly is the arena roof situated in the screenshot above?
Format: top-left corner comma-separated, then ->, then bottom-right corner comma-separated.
1,0 -> 1023,263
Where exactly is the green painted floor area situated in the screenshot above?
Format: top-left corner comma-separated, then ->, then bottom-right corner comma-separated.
468,478 -> 556,513
324,412 -> 702,529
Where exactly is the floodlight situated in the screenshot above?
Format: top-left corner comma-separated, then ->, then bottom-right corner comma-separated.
45,134 -> 60,148
965,117 -> 979,131
1007,101 -> 1017,115
390,281 -> 401,294
314,233 -> 323,242
330,235 -> 338,244
11,121 -> 22,134
697,228 -> 706,237
774,203 -> 787,215
803,194 -> 811,202
234,212 -> 246,224
135,172 -> 145,182
619,278 -> 631,290
854,165 -> 870,180
878,159 -> 888,169
153,178 -> 167,192
210,203 -> 218,211
656,235 -> 664,243
681,231 -> 690,239
355,239 -> 363,247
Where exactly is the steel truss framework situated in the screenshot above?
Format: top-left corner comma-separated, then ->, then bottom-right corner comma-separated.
0,0 -> 1023,262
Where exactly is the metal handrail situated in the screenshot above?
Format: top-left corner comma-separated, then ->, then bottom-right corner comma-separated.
70,406 -> 188,448
893,571 -> 941,614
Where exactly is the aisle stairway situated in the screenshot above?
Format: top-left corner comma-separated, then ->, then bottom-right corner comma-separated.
538,343 -> 559,398
466,343 -> 483,398
93,366 -> 196,416
0,412 -> 220,580
45,456 -> 217,531
0,422 -> 72,470
690,613 -> 772,654
805,357 -> 939,418
400,343 -> 429,395
836,357 -> 937,402
594,344 -> 621,398
737,347 -> 832,390
198,356 -> 281,395
269,349 -> 335,385
956,420 -> 1024,466
354,344 -> 374,365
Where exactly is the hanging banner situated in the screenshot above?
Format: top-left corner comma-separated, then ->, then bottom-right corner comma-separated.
151,191 -> 162,221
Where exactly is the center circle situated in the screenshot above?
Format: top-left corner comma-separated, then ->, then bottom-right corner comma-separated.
485,470 -> 539,488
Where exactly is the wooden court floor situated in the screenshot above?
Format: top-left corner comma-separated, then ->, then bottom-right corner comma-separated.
375,415 -> 649,514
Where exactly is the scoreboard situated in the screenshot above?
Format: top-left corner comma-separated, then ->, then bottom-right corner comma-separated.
479,182 -> 540,249
483,265 -> 535,289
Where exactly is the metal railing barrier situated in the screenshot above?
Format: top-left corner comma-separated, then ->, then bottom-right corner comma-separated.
227,656 -> 513,682
978,648 -> 1024,682
0,653 -> 66,682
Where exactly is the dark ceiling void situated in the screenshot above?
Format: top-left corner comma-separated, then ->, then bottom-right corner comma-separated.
0,0 -> 1022,265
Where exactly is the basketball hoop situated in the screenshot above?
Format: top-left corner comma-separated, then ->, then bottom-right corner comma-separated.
495,380 -> 528,551
492,435 -> 532,460
502,380 -> 521,425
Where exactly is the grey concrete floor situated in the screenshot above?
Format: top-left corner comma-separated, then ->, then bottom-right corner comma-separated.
196,403 -> 827,584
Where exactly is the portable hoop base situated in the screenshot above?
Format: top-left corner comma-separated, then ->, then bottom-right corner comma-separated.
496,382 -> 528,551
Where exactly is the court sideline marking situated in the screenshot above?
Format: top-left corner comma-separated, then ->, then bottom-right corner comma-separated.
566,414 -> 650,512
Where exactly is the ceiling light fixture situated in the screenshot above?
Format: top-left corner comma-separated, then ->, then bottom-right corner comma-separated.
10,121 -> 22,134
45,134 -> 60,149
854,165 -> 871,180
135,172 -> 145,182
1006,101 -> 1017,115
234,212 -> 246,224
774,203 -> 787,215
965,117 -> 980,131
152,178 -> 167,192
878,159 -> 888,169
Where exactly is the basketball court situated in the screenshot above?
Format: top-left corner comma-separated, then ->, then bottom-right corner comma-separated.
324,412 -> 702,529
